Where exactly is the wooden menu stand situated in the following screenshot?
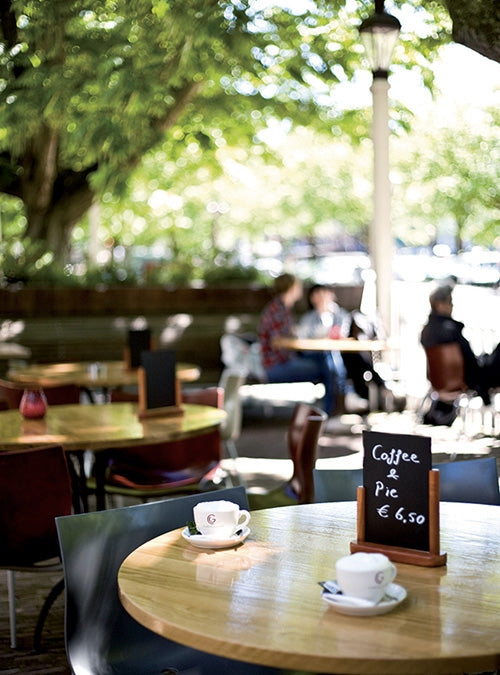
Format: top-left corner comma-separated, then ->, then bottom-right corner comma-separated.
137,367 -> 184,419
351,470 -> 447,567
124,328 -> 155,370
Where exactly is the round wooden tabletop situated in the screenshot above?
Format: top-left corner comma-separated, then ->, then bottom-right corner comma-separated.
0,342 -> 32,359
0,402 -> 226,452
7,359 -> 201,388
273,336 -> 388,352
118,501 -> 500,674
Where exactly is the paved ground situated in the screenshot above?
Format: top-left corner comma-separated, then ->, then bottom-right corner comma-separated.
1,394 -> 499,674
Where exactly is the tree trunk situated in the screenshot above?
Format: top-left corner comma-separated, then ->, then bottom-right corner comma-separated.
444,0 -> 500,63
23,179 -> 95,261
7,124 -> 96,261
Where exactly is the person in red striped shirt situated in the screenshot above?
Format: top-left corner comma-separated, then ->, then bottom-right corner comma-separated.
258,273 -> 341,415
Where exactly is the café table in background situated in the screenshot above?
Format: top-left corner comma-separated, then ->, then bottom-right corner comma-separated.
272,336 -> 389,353
0,342 -> 32,360
118,501 -> 500,675
0,402 -> 225,510
7,359 -> 201,401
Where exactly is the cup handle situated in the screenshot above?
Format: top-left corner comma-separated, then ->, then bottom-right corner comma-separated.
389,563 -> 397,582
237,510 -> 251,529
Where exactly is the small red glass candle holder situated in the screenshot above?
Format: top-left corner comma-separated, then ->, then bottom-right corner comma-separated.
19,388 -> 48,419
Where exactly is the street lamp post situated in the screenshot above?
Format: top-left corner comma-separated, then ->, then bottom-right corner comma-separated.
359,1 -> 400,338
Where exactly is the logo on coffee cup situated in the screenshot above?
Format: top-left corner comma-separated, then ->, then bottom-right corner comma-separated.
375,571 -> 386,584
207,513 -> 217,524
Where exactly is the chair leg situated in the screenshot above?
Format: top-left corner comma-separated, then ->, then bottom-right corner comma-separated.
223,440 -> 247,488
223,438 -> 237,461
7,570 -> 16,649
415,388 -> 432,425
34,577 -> 65,652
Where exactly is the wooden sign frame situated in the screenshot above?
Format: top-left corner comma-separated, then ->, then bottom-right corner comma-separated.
124,328 -> 154,370
137,349 -> 184,419
351,469 -> 447,567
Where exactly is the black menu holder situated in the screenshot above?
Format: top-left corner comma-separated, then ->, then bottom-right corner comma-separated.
350,430 -> 447,567
137,349 -> 183,418
124,328 -> 153,370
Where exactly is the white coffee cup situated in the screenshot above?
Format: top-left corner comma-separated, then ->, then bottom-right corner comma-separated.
335,552 -> 397,603
193,500 -> 251,539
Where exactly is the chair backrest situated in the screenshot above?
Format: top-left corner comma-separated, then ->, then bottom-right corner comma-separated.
105,386 -> 224,490
434,457 -> 500,505
56,486 -> 249,674
104,430 -> 222,490
219,372 -> 245,442
313,467 -> 364,503
0,445 -> 73,566
288,403 -> 327,504
0,378 -> 80,409
181,386 -> 224,408
288,403 -> 315,464
425,343 -> 467,394
111,386 -> 224,407
220,334 -> 266,381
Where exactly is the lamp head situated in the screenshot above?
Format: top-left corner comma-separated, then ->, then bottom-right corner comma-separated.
359,10 -> 401,77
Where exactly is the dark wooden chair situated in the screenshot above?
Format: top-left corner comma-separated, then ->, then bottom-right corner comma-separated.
418,343 -> 476,427
248,403 -> 327,510
90,387 -> 228,507
313,467 -> 364,503
434,457 -> 500,505
425,343 -> 469,399
56,486 -> 281,675
0,445 -> 74,649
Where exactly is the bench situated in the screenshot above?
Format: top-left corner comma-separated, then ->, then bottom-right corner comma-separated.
3,284 -> 364,398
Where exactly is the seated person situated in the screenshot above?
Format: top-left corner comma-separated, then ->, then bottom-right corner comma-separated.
420,284 -> 500,405
297,284 -> 351,339
299,284 -> 399,411
258,274 -> 340,415
297,284 -> 348,406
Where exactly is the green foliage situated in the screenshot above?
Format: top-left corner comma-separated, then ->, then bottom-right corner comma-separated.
0,1 -> 448,196
144,258 -> 201,286
83,262 -> 140,287
2,0 -> 494,277
0,234 -> 138,287
392,103 -> 500,250
203,260 -> 267,286
0,237 -> 54,285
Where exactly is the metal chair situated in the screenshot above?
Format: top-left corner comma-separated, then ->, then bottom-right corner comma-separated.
218,371 -> 246,487
219,371 -> 245,461
56,486 -> 281,675
248,403 -> 327,509
434,457 -> 500,505
313,467 -> 364,503
0,445 -> 74,649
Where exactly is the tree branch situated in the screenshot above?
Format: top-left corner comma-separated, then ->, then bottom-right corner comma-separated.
0,0 -> 25,78
153,81 -> 203,133
444,0 -> 500,63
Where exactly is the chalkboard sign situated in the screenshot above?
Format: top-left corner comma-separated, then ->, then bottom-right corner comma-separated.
351,429 -> 447,567
363,430 -> 431,550
126,328 -> 152,369
137,349 -> 183,418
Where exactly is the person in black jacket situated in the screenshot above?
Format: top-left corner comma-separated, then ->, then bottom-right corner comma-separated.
420,284 -> 500,405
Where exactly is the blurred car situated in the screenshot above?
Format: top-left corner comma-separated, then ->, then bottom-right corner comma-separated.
454,250 -> 500,286
307,252 -> 371,285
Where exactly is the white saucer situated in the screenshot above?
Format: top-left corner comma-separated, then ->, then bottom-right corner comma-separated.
322,582 -> 407,616
181,525 -> 250,549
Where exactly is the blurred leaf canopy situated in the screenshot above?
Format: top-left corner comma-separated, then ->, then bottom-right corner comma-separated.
1,0 -> 497,286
